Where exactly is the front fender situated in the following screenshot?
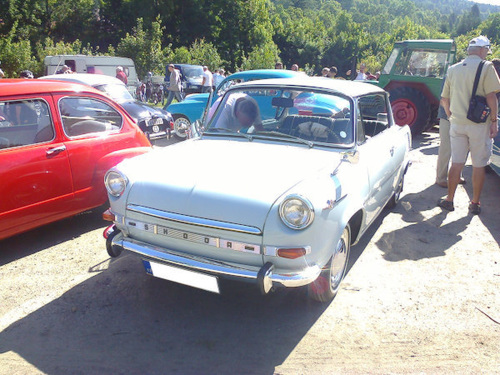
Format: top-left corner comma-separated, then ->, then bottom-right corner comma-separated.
94,147 -> 152,186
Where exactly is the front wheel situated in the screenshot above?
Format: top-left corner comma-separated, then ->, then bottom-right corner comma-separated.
308,225 -> 351,302
173,115 -> 191,140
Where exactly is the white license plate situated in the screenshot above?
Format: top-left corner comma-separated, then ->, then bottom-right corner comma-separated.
142,260 -> 220,294
154,118 -> 163,125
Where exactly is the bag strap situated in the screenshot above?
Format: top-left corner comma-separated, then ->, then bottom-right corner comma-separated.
471,60 -> 485,97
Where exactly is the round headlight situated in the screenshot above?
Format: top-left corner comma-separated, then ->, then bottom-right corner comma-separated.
105,170 -> 128,197
279,195 -> 315,230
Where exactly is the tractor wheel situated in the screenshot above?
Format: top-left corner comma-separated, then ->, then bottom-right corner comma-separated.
389,87 -> 431,136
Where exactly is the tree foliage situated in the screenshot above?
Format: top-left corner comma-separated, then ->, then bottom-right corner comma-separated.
0,0 -> 499,78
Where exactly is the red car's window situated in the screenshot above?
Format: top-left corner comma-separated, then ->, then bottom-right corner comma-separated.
58,97 -> 123,137
0,99 -> 54,149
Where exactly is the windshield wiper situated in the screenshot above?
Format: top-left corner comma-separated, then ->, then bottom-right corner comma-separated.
205,127 -> 253,141
252,131 -> 314,148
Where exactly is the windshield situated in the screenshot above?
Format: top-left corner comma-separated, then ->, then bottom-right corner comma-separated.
95,83 -> 134,102
183,66 -> 204,79
394,49 -> 449,78
204,87 -> 353,146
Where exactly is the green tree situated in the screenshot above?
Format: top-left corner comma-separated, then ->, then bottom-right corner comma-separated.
0,22 -> 38,77
116,17 -> 166,79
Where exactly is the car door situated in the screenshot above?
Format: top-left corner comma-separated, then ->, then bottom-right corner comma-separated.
356,93 -> 406,225
55,94 -> 125,210
0,95 -> 74,240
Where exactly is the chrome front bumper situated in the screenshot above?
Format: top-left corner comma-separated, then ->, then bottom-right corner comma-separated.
111,232 -> 321,293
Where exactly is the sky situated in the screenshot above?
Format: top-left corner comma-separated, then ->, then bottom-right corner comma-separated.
468,0 -> 500,5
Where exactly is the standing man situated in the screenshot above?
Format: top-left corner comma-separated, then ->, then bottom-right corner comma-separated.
116,66 -> 128,84
164,64 -> 183,108
201,66 -> 213,93
438,36 -> 500,215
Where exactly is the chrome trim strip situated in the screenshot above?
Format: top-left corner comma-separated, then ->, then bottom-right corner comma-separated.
113,233 -> 321,288
127,204 -> 262,235
123,218 -> 261,254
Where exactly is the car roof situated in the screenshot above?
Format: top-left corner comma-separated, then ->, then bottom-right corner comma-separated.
226,69 -> 303,81
231,76 -> 387,97
0,79 -> 109,96
173,64 -> 203,68
39,73 -> 126,87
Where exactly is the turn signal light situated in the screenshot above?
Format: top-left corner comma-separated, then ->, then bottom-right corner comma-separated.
102,208 -> 115,222
277,247 -> 307,259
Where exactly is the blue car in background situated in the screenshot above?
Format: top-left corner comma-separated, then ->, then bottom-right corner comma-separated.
165,69 -> 302,139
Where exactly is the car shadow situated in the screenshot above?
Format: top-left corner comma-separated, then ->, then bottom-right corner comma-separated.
0,253 -> 329,375
0,208 -> 108,267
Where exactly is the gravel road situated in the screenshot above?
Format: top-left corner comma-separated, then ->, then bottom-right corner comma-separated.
0,129 -> 499,375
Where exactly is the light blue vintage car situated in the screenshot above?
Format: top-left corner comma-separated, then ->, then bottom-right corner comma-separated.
104,77 -> 412,302
165,69 -> 301,139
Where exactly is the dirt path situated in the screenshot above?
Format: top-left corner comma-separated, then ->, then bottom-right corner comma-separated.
0,129 -> 499,374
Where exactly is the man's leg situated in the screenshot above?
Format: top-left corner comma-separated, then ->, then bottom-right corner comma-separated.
174,91 -> 183,103
436,118 -> 451,186
446,162 -> 464,202
471,166 -> 485,204
164,91 -> 174,108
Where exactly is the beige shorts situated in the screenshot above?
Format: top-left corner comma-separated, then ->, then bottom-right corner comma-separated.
450,123 -> 493,167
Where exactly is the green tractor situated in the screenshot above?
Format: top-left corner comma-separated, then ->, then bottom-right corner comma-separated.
376,39 -> 456,135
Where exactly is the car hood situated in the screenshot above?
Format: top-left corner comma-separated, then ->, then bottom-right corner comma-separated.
122,139 -> 341,229
120,100 -> 171,122
183,93 -> 210,103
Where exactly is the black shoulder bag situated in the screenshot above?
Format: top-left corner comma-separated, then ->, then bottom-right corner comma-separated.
467,60 -> 491,123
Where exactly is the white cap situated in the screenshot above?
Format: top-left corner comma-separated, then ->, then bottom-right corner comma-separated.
468,36 -> 492,53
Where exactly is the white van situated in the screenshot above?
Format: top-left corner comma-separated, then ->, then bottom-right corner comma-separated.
44,55 -> 139,91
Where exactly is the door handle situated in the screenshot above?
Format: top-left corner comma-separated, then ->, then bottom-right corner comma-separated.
46,145 -> 67,156
390,146 -> 395,157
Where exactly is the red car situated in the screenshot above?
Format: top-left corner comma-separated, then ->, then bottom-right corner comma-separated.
0,79 -> 152,240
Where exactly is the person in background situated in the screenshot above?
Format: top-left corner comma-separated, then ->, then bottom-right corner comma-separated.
291,64 -> 299,72
275,62 -> 283,69
19,70 -> 34,79
327,66 -> 338,78
435,99 -> 466,188
214,93 -> 263,132
213,68 -> 225,88
201,66 -> 213,93
438,35 -> 500,215
164,64 -> 183,108
56,65 -> 71,74
321,67 -> 330,77
346,63 -> 367,80
116,66 -> 128,85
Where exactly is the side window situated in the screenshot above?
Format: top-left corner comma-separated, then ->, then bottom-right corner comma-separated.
59,97 -> 122,137
0,99 -> 54,149
358,94 -> 390,139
